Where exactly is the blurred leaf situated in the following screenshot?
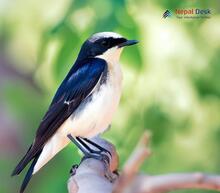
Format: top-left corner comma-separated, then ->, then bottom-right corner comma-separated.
192,48 -> 220,98
142,104 -> 172,145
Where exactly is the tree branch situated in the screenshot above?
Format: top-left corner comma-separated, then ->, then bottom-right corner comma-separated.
67,133 -> 220,193
112,132 -> 151,193
134,173 -> 220,193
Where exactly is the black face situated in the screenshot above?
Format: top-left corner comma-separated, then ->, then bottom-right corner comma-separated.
77,36 -> 138,61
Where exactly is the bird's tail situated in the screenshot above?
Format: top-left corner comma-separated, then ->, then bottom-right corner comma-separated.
11,145 -> 33,176
19,153 -> 41,193
11,145 -> 42,193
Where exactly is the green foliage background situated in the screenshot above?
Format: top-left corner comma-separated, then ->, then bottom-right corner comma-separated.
0,0 -> 220,193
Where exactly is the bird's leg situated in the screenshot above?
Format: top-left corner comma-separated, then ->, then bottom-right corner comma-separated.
80,137 -> 112,157
67,134 -> 116,182
67,134 -> 91,157
76,137 -> 117,182
67,134 -> 109,161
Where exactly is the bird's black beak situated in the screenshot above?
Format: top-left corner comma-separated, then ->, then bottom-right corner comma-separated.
118,39 -> 139,48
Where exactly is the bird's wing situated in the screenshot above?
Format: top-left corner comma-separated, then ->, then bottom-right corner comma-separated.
12,58 -> 107,175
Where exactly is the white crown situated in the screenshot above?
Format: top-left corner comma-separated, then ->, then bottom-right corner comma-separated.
89,32 -> 123,42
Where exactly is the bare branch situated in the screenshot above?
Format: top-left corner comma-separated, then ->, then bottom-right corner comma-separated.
134,173 -> 220,193
67,134 -> 220,193
112,132 -> 151,193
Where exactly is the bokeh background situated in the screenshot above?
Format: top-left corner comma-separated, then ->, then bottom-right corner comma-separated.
0,0 -> 220,193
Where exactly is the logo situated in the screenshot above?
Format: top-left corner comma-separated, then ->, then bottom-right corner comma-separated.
175,9 -> 211,19
163,9 -> 211,19
163,10 -> 172,18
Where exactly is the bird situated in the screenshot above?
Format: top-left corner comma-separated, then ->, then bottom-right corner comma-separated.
11,32 -> 138,193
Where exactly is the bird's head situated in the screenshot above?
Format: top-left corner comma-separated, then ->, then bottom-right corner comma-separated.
77,32 -> 138,64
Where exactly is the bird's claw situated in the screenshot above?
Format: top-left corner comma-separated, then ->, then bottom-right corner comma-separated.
70,164 -> 78,176
100,153 -> 117,183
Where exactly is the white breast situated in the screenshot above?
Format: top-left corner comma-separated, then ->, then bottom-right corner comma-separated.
68,62 -> 123,137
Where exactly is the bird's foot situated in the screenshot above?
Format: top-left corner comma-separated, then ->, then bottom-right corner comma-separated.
82,150 -> 110,163
70,164 -> 78,176
101,154 -> 118,183
77,137 -> 112,158
67,134 -> 117,182
83,152 -> 117,182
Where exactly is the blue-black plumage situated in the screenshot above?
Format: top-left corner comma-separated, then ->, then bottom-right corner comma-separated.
12,32 -> 138,193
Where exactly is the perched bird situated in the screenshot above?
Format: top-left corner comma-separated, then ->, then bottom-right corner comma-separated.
12,32 -> 138,192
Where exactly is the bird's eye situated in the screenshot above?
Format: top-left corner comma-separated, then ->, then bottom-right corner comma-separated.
101,40 -> 109,47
